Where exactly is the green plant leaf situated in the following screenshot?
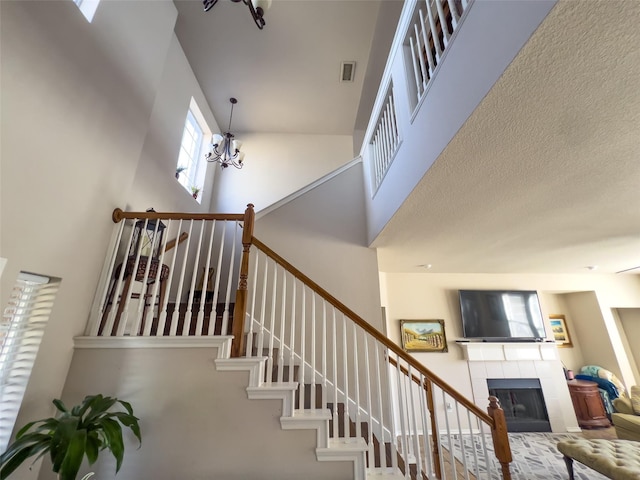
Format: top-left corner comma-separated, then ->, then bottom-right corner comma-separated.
58,428 -> 87,480
50,416 -> 79,473
99,417 -> 125,472
111,412 -> 142,445
0,432 -> 51,476
83,396 -> 117,425
0,438 -> 51,479
85,431 -> 100,465
116,399 -> 134,417
52,398 -> 68,414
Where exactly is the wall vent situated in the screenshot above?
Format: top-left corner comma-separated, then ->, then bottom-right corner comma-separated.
340,61 -> 356,82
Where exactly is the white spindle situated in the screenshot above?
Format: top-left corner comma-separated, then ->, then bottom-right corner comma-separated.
373,342 -> 388,469
277,272 -> 286,383
132,218 -> 160,337
92,220 -> 125,336
441,390 -> 458,480
288,279 -> 296,382
352,323 -> 361,441
331,307 -> 339,438
143,219 -> 173,336
454,400 -> 470,480
185,220 -> 206,335
341,313 -> 349,438
407,365 -> 423,477
363,333 -> 375,469
446,0 -> 460,30
117,218 -> 147,337
310,294 -> 316,410
299,285 -> 306,411
384,349 -> 398,471
409,36 -> 423,102
480,421 -> 493,478
467,410 -> 481,479
209,221 -> 227,334
246,249 -> 258,348
257,253 -> 269,357
418,9 -> 436,77
414,22 -> 429,89
266,262 -> 278,385
221,221 -> 238,335
395,359 -> 410,476
433,0 -> 450,48
101,220 -> 136,337
419,374 -> 434,477
197,220 -> 215,335
425,0 -> 443,60
389,92 -> 399,148
176,221 -> 195,336
159,219 -> 183,335
321,300 -> 327,410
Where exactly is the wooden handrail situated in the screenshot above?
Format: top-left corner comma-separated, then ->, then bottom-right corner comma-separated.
251,236 -> 494,426
112,208 -> 244,223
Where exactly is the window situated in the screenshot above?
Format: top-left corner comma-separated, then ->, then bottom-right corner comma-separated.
0,272 -> 60,451
176,99 -> 211,204
73,0 -> 100,22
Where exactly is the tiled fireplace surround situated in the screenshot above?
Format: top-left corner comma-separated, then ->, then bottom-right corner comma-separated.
458,342 -> 581,433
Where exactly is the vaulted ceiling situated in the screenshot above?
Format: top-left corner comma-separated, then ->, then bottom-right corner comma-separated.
174,0 -> 640,275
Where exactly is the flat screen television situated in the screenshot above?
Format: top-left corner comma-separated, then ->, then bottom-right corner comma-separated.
459,290 -> 546,341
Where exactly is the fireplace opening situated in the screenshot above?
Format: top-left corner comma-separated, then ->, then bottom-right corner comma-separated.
487,378 -> 551,432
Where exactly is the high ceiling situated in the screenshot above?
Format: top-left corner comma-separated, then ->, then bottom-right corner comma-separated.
174,0 -> 640,276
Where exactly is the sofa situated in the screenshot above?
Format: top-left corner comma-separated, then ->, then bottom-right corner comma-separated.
612,395 -> 640,441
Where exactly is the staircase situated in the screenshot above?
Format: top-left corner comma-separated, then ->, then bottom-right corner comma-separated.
86,206 -> 514,480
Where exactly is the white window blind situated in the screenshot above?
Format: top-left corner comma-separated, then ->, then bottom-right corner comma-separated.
0,272 -> 59,452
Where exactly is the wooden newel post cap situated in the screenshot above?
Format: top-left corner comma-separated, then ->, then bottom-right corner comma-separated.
112,208 -> 124,223
488,396 -> 501,409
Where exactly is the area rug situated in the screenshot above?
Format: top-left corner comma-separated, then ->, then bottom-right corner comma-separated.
441,432 -> 610,479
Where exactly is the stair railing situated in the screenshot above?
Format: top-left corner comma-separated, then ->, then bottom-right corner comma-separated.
85,206 -> 254,342
243,236 -> 512,479
86,205 -> 512,478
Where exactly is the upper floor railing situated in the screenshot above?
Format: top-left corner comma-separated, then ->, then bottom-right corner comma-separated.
85,205 -> 513,479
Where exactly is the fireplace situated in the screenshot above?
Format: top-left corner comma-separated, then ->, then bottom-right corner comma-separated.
487,378 -> 551,432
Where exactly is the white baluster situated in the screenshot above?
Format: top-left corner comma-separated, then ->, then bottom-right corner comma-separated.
204,220 -> 218,336
310,294 -> 316,410
363,334 -> 375,470
454,401 -> 471,480
117,218 -> 147,337
373,342 -> 387,469
245,248 -> 259,352
91,219 -> 125,336
414,22 -> 429,90
209,221 -> 227,334
479,420 -> 493,478
341,313 -> 349,438
299,285 -> 306,410
467,410 -> 481,479
352,323 -> 361,441
288,278 -> 296,381
174,220 -> 194,337
419,374 -> 434,478
143,218 -> 173,336
131,218 -> 158,336
383,347 -> 398,471
277,272 -> 286,383
425,0 -> 443,60
446,0 -> 460,31
409,36 -> 423,101
266,262 -> 278,385
159,219 -> 183,335
395,359 -> 410,475
321,300 -> 327,412
418,9 -> 435,78
185,220 -> 206,335
441,391 -> 459,480
408,366 -> 423,477
331,307 -> 339,438
256,252 -> 268,357
434,0 -> 450,48
221,221 -> 238,335
389,91 -> 399,149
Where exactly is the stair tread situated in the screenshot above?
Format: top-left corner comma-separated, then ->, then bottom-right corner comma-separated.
292,408 -> 332,419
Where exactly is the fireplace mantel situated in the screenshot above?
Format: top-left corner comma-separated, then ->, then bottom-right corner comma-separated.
457,341 -> 558,362
457,340 -> 581,433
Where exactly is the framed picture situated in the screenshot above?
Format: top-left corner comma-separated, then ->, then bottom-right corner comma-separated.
400,320 -> 448,352
549,314 -> 573,347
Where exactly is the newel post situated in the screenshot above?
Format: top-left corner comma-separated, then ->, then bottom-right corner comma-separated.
487,396 -> 513,480
231,203 -> 255,358
425,379 -> 442,479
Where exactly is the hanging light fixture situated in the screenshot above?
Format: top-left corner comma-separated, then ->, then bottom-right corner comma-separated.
206,98 -> 245,169
202,0 -> 272,30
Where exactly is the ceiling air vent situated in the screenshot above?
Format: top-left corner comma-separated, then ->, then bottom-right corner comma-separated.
340,61 -> 356,82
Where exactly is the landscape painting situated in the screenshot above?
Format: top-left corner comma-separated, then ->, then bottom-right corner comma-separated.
400,320 -> 448,352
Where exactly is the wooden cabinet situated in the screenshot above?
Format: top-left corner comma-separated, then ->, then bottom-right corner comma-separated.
567,379 -> 611,429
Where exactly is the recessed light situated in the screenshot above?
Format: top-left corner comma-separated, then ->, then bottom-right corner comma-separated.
585,265 -> 598,271
417,264 -> 432,270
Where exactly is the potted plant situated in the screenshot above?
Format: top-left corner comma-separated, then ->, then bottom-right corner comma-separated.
0,394 -> 141,480
175,166 -> 187,179
190,186 -> 201,199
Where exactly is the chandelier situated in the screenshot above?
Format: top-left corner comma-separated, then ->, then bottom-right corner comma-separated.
202,0 -> 272,30
206,98 -> 245,169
